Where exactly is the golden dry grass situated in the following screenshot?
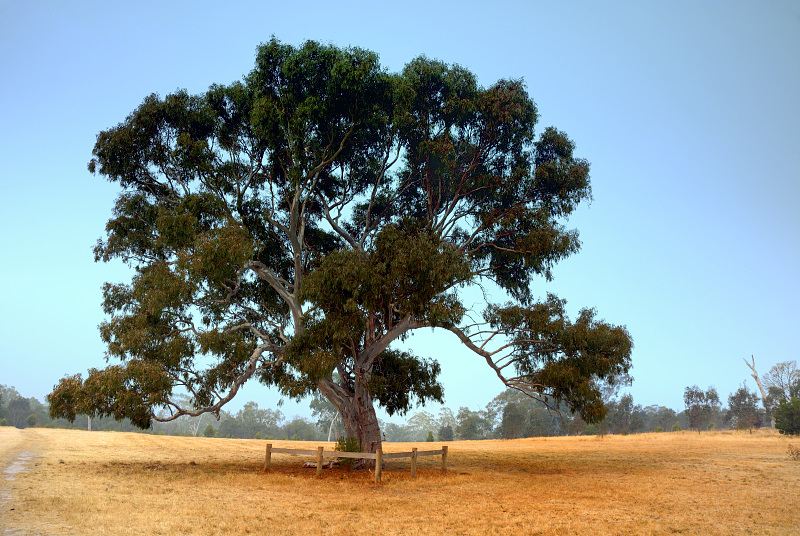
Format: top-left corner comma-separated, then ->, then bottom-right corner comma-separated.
1,427 -> 799,535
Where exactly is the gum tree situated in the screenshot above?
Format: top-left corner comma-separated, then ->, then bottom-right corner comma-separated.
726,384 -> 762,432
684,385 -> 720,433
48,39 -> 632,455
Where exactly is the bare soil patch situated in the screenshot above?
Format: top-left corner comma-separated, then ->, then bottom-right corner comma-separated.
1,427 -> 798,535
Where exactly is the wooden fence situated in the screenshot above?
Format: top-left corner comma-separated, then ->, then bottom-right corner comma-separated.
264,444 -> 449,483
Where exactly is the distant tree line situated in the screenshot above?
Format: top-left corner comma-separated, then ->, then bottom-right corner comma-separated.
0,384 -> 326,440
0,385 -> 51,428
3,359 -> 798,438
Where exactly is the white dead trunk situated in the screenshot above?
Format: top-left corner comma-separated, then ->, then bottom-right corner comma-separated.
327,412 -> 340,442
744,355 -> 772,427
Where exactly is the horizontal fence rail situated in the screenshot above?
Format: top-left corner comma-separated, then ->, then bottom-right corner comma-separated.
264,444 -> 449,483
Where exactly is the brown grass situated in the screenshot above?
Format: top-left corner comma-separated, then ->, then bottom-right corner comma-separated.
1,427 -> 798,535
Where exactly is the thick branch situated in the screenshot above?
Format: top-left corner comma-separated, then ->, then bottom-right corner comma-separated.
358,314 -> 425,369
153,344 -> 283,422
440,324 -> 561,412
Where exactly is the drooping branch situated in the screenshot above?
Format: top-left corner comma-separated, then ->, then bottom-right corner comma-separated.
153,343 -> 284,423
442,324 -> 527,383
440,324 -> 565,413
436,298 -> 632,424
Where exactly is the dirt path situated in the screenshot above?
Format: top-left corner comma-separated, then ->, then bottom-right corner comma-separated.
0,428 -> 28,464
0,428 -> 44,535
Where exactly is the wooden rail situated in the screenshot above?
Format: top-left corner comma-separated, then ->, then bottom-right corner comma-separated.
264,444 -> 449,483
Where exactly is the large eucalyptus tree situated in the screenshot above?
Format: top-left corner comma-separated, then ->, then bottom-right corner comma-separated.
49,39 -> 633,454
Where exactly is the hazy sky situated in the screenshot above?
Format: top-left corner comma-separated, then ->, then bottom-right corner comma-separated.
1,1 -> 798,422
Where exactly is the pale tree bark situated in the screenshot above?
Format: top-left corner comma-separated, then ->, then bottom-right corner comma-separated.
189,413 -> 207,437
763,361 -> 799,399
744,355 -> 772,426
327,412 -> 340,442
320,381 -> 382,450
317,377 -> 382,467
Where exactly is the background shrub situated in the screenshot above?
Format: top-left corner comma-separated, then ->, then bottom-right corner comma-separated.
335,437 -> 361,468
774,398 -> 800,435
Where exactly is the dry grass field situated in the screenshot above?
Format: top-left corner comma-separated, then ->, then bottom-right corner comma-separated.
1,427 -> 798,535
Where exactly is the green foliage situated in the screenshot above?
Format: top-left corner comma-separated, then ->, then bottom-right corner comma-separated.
48,364 -> 172,429
774,398 -> 800,435
654,426 -> 664,433
282,417 -> 322,441
0,418 -> 8,426
202,423 -> 217,437
684,386 -> 720,433
209,404 -> 287,439
763,361 -> 799,401
425,431 -> 435,442
642,406 -> 677,433
455,407 -> 494,440
500,402 -> 527,439
727,384 -> 762,432
300,225 -> 470,335
483,296 -> 633,423
367,349 -> 443,416
672,421 -> 683,432
404,411 -> 439,440
335,436 -> 362,468
49,38 -> 632,446
487,389 -> 568,437
6,397 -> 31,428
604,394 -> 646,435
335,436 -> 362,452
761,362 -> 799,422
582,424 -> 601,436
383,410 -> 449,442
528,408 -> 560,436
438,424 -> 454,441
234,401 -> 283,439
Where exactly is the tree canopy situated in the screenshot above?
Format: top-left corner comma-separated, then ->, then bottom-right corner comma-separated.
763,361 -> 800,409
48,39 -> 632,452
684,385 -> 721,433
774,397 -> 800,436
726,384 -> 762,432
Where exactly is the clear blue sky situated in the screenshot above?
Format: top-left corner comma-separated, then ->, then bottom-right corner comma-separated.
1,1 -> 798,420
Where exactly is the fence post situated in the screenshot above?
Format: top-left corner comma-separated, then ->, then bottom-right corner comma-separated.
375,449 -> 383,484
441,445 -> 448,473
265,443 -> 272,472
411,447 -> 418,479
316,446 -> 324,477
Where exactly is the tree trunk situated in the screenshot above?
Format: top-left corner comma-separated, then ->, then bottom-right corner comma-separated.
318,377 -> 382,467
744,355 -> 772,427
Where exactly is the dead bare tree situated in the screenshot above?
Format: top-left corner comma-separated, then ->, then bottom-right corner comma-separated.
763,361 -> 799,400
744,355 -> 771,426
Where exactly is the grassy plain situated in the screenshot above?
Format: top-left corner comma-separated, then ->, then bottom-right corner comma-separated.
1,427 -> 798,535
